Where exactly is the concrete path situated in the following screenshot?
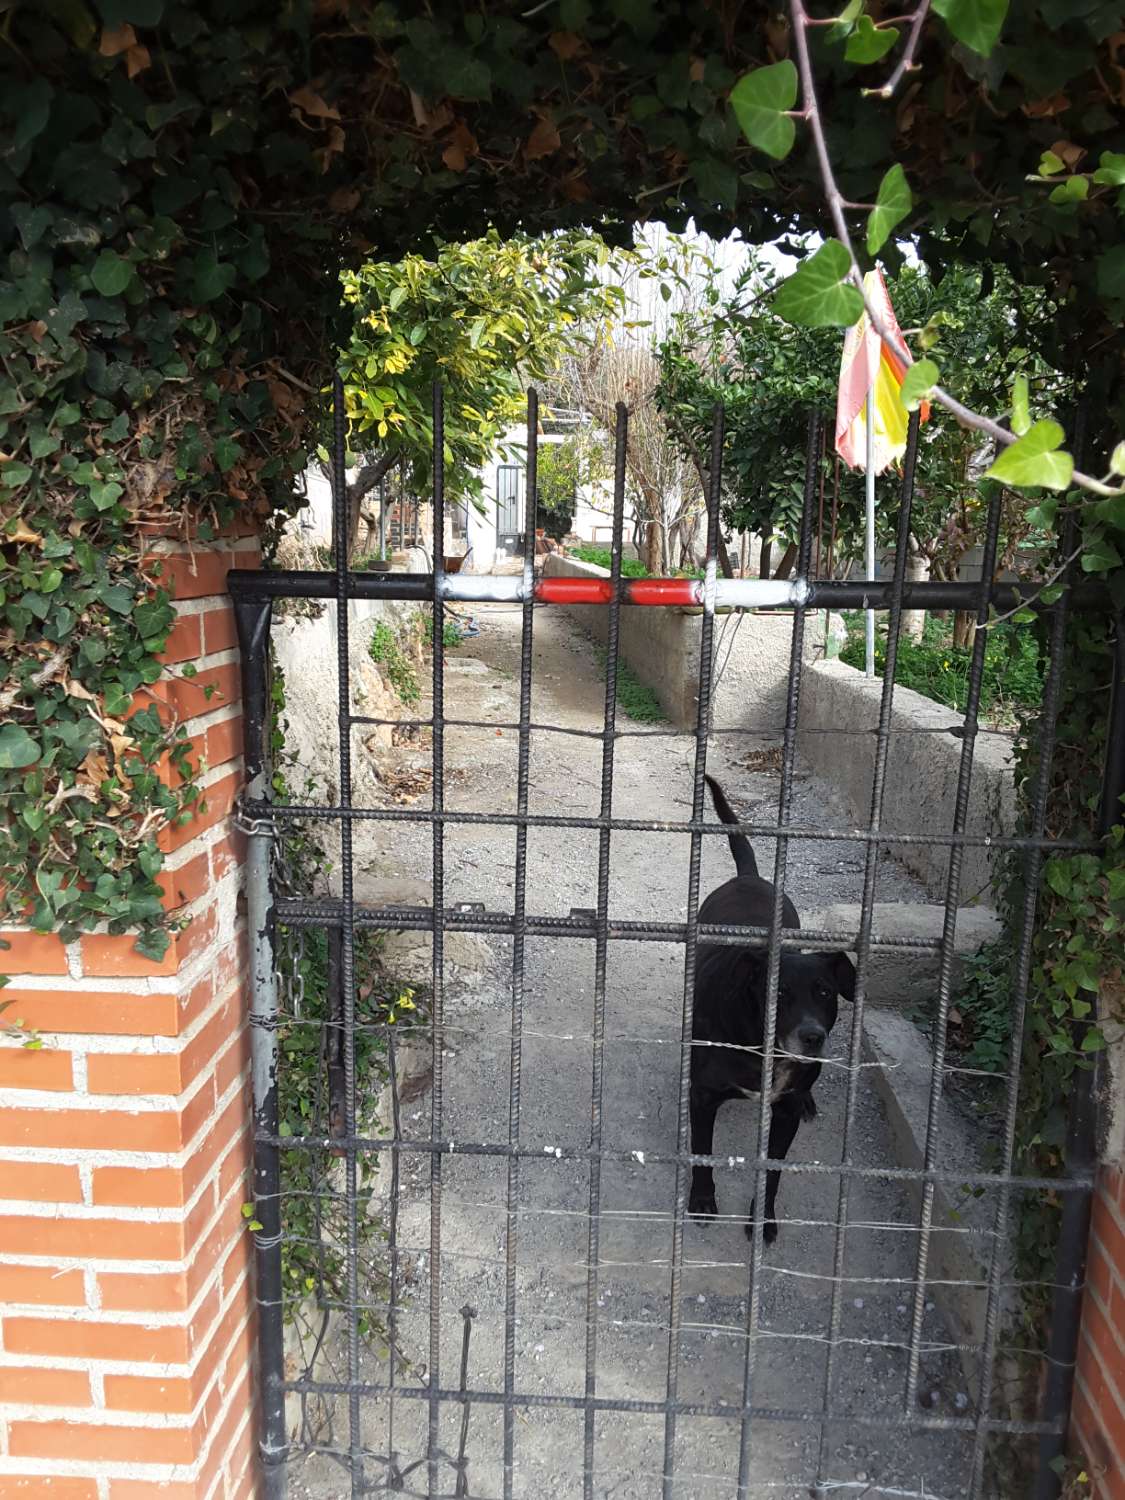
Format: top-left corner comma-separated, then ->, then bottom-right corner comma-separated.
291,602 -> 977,1500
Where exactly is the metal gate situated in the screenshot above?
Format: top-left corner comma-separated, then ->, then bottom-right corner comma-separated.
229,378 -> 1123,1500
496,463 -> 521,552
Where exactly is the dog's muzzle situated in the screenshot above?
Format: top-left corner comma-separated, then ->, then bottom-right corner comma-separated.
795,1023 -> 827,1058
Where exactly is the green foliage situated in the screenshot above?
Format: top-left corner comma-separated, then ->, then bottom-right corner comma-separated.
340,232 -> 623,508
537,438 -> 607,542
866,166 -> 913,257
728,62 -> 798,162
985,421 -> 1074,491
369,621 -> 421,707
838,613 -> 1044,721
772,241 -> 863,328
592,645 -> 668,725
571,545 -> 652,578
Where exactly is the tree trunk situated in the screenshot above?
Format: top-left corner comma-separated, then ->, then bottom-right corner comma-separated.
952,611 -> 975,649
342,452 -> 398,559
772,542 -> 797,580
760,537 -> 772,579
901,545 -> 930,643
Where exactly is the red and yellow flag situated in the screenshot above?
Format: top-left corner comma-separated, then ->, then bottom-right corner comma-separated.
835,268 -> 928,473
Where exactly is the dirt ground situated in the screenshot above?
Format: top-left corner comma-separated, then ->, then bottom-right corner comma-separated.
287,600 -> 978,1500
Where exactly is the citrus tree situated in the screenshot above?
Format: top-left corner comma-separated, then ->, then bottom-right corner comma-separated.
337,230 -> 624,552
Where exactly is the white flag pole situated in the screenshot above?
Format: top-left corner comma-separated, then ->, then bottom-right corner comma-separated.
864,385 -> 876,678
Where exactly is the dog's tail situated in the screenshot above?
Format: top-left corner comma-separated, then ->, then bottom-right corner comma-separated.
704,775 -> 758,880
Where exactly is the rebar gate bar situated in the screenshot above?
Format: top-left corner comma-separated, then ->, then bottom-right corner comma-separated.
232,376 -> 1123,1500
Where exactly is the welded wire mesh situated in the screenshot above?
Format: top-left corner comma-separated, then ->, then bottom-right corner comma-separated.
231,377 -> 1117,1500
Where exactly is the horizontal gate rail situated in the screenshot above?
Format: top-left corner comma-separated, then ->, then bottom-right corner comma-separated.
229,564 -> 1110,613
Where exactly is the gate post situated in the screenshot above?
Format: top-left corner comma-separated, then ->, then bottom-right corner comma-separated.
0,533 -> 261,1496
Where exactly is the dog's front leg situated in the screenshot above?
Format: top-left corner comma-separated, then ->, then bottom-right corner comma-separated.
688,1086 -> 722,1218
746,1093 -> 806,1245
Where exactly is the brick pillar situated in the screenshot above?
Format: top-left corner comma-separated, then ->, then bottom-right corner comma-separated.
0,536 -> 260,1497
1073,1162 -> 1125,1498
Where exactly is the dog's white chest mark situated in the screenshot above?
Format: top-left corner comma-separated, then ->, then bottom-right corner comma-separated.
737,1061 -> 796,1103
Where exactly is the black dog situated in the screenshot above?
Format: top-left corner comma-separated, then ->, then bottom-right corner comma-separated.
688,776 -> 855,1243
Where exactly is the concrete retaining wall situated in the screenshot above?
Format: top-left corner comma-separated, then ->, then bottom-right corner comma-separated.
798,658 -> 1016,900
543,553 -> 823,733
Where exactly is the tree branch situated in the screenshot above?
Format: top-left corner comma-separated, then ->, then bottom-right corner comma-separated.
789,0 -> 1122,499
877,1 -> 930,100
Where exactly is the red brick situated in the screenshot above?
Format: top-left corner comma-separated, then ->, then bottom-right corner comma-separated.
164,663 -> 240,723
0,1214 -> 183,1261
159,850 -> 210,914
0,1046 -> 73,1090
0,1366 -> 91,1406
0,931 -> 67,975
86,1051 -> 182,1096
206,713 -> 243,772
91,1165 -> 185,1209
202,606 -> 239,655
210,827 -> 247,884
108,1484 -> 199,1500
159,611 -> 202,665
79,932 -> 179,978
219,1126 -> 253,1211
0,1106 -> 181,1153
215,1025 -> 250,1100
0,988 -> 180,1038
161,773 -> 241,854
97,1267 -> 188,1314
178,972 -> 215,1033
0,1263 -> 86,1306
1078,1325 -> 1125,1478
8,1418 -> 196,1464
103,1373 -> 195,1414
0,1481 -> 99,1499
5,1315 -> 191,1364
154,548 -> 260,601
1083,1289 -> 1125,1386
1073,1376 -> 1125,1498
0,1162 -> 82,1203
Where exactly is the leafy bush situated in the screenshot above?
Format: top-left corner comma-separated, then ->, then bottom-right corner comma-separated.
369,621 -> 420,706
571,544 -> 650,577
839,613 -> 1043,720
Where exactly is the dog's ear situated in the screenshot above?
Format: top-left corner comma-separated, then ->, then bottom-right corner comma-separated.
831,952 -> 856,1003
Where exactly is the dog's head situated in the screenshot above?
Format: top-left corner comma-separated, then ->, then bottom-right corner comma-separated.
741,949 -> 855,1063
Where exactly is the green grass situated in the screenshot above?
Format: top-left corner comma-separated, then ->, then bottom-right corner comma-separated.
571,544 -> 650,578
839,611 -> 1043,720
369,620 -> 420,706
593,645 -> 667,723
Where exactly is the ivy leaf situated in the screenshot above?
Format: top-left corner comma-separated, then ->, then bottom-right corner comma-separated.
1093,151 -> 1125,187
773,240 -> 863,328
1038,150 -> 1065,176
826,0 -> 865,44
932,0 -> 1008,56
1080,536 -> 1123,573
729,62 -> 798,162
134,926 -> 171,962
1026,498 -> 1057,531
1011,373 -> 1030,436
845,16 -> 899,65
983,421 -> 1073,491
190,250 -> 237,304
1096,246 -> 1125,301
1109,442 -> 1125,478
10,203 -> 53,251
1049,175 -> 1088,206
866,164 -> 912,255
91,250 -> 134,297
0,725 -> 41,770
900,358 -> 939,412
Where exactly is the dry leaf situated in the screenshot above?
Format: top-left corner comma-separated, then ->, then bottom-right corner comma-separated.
126,43 -> 152,79
99,23 -> 136,57
525,117 -> 561,161
79,749 -> 109,787
27,320 -> 47,343
689,57 -> 705,83
549,31 -> 585,61
442,142 -> 468,172
948,1008 -> 963,1028
66,679 -> 98,703
329,186 -> 361,213
1023,92 -> 1070,119
289,85 -> 341,121
1050,139 -> 1085,170
409,90 -> 430,129
6,518 -> 43,546
315,124 -> 346,173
